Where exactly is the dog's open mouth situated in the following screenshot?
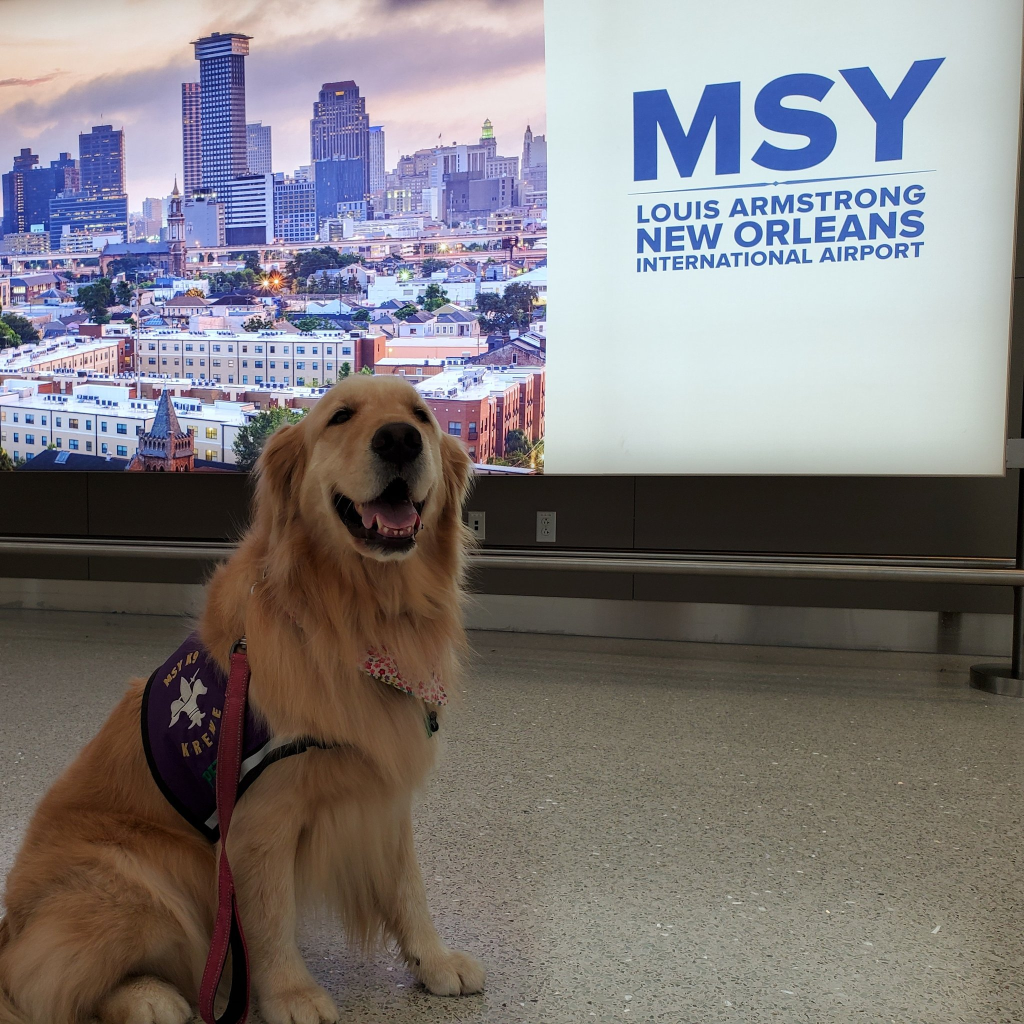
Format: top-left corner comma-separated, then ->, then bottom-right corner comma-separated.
333,478 -> 425,552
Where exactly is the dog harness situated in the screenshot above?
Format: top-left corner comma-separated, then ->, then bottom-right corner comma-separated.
141,631 -> 445,842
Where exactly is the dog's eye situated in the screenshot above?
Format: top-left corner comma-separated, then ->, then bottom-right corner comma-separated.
413,408 -> 430,424
330,408 -> 352,425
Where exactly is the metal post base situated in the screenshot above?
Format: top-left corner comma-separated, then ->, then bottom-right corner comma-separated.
969,663 -> 1024,697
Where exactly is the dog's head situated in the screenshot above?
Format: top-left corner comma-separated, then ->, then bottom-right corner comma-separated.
254,374 -> 473,563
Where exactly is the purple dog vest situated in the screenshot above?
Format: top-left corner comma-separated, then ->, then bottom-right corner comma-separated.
141,632 -> 325,842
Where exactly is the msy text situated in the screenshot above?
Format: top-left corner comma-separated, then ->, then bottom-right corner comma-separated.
633,59 -> 944,180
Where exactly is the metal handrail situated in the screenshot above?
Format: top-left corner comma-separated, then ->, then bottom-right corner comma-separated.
1,537 -> 1022,586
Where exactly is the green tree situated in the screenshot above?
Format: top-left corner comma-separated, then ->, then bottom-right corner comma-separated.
359,366 -> 374,375
78,278 -> 116,321
421,283 -> 449,312
351,309 -> 370,323
296,316 -> 327,331
243,315 -> 275,332
0,319 -> 19,349
394,303 -> 418,321
114,280 -> 134,306
420,257 -> 446,275
1,311 -> 40,344
339,362 -> 352,378
0,448 -> 13,471
232,407 -> 306,471
505,429 -> 529,457
283,247 -> 363,287
242,252 -> 263,274
476,282 -> 538,336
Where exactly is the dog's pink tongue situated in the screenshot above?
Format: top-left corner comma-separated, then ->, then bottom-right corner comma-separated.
360,500 -> 419,530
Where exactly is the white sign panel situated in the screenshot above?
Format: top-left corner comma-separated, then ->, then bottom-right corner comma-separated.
544,0 -> 1023,474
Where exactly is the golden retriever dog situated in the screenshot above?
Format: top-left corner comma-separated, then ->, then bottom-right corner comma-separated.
0,374 -> 484,1024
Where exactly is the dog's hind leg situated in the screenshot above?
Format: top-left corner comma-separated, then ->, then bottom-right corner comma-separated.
95,977 -> 192,1024
0,869 -> 203,1024
378,813 -> 485,997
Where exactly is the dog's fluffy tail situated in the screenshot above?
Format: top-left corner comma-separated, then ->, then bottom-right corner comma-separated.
0,920 -> 29,1024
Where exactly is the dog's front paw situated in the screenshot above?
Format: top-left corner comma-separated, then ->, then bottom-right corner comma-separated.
259,982 -> 340,1024
413,948 -> 486,996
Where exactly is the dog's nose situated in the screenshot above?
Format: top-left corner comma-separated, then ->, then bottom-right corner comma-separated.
372,422 -> 423,465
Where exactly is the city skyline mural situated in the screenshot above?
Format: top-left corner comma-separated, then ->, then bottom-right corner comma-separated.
0,0 -> 549,475
0,0 -> 545,209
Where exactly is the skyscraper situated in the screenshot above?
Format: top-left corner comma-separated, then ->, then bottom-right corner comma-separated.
50,152 -> 79,194
2,149 -> 63,236
142,197 -> 163,238
181,82 -> 202,195
246,122 -> 272,175
192,32 -> 251,190
368,125 -> 385,194
12,148 -> 37,172
313,157 -> 365,226
49,191 -> 129,251
79,125 -> 125,198
273,174 -> 317,242
3,150 -> 38,234
521,124 -> 547,196
310,81 -> 370,199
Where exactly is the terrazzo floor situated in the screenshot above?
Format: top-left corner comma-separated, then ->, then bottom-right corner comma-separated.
0,608 -> 1021,1024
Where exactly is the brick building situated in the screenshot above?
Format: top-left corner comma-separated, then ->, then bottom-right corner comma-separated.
415,365 -> 545,464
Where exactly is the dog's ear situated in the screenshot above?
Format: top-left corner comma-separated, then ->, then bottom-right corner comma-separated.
254,422 -> 307,532
439,431 -> 474,517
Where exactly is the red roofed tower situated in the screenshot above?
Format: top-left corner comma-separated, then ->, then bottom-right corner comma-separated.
127,390 -> 194,471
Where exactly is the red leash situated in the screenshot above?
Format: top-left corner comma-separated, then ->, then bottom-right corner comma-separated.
199,641 -> 252,1024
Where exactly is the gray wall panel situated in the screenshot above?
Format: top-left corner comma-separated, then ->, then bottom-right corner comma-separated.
468,477 -> 634,549
0,474 -> 89,536
468,568 -> 633,601
633,574 -> 1012,614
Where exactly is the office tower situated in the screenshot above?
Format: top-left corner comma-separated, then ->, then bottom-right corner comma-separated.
50,153 -> 80,193
142,197 -> 163,238
368,125 -> 385,194
49,191 -> 128,250
192,32 -> 251,190
310,81 -> 369,198
273,174 -> 317,242
221,173 -> 273,245
313,156 -> 365,226
521,124 -> 547,196
183,193 -> 225,247
246,122 -> 272,175
2,149 -> 61,235
79,125 -> 125,198
182,82 -> 202,195
12,148 -> 37,172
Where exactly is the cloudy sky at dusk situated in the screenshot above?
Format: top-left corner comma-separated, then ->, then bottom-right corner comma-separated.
0,0 -> 546,214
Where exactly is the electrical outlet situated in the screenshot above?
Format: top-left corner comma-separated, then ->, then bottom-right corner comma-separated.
467,511 -> 486,541
536,511 -> 556,543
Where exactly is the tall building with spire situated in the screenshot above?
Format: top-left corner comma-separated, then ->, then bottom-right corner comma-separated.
181,82 -> 202,195
192,32 -> 251,190
127,391 -> 195,472
167,180 -> 186,276
521,124 -> 547,198
479,118 -> 497,160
